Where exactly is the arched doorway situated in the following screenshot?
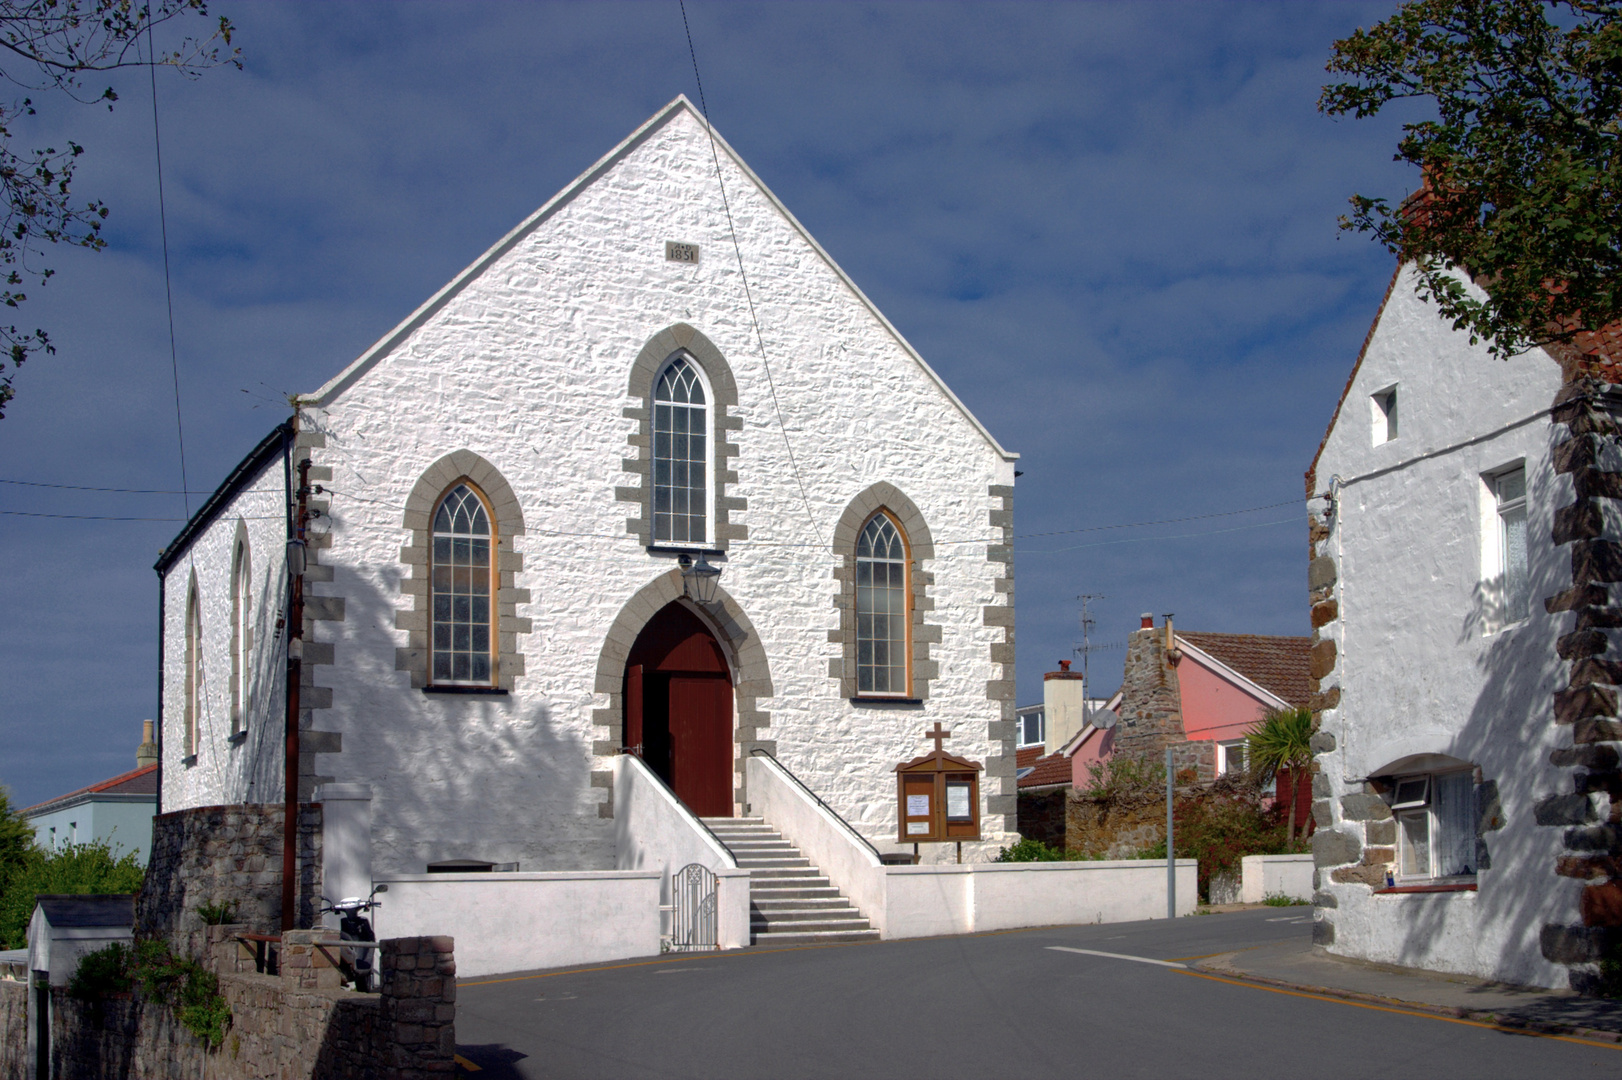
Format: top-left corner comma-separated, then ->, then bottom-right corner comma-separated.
624,602 -> 734,817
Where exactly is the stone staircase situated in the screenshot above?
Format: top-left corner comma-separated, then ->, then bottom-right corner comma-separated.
701,817 -> 880,946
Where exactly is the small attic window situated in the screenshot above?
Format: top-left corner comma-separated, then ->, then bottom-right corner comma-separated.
1372,386 -> 1398,445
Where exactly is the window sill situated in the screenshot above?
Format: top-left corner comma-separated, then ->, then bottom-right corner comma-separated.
424,686 -> 509,696
1374,881 -> 1477,895
646,545 -> 725,557
181,754 -> 197,768
850,696 -> 923,706
228,731 -> 247,747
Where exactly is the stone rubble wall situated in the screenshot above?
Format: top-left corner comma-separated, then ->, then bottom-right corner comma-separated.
28,933 -> 453,1080
136,803 -> 322,958
0,978 -> 25,1080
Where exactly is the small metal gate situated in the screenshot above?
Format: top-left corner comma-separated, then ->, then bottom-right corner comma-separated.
668,863 -> 718,952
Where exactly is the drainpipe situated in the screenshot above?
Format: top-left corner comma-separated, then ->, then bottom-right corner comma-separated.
156,574 -> 165,818
282,441 -> 310,931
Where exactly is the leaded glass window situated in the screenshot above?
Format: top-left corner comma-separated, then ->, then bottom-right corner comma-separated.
653,357 -> 708,545
857,513 -> 909,695
432,483 -> 494,685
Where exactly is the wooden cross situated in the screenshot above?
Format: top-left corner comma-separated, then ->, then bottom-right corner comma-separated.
925,722 -> 951,754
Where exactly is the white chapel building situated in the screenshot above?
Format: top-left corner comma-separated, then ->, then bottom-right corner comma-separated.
152,95 -> 1021,915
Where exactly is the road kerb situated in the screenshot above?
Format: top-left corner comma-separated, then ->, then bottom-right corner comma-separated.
1190,953 -> 1622,1046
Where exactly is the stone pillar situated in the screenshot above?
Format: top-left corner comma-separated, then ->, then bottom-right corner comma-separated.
378,936 -> 457,1079
316,783 -> 373,928
1113,616 -> 1188,761
281,928 -> 342,990
1541,378 -> 1622,991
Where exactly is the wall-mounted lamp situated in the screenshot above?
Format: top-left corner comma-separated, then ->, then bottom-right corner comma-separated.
679,552 -> 722,605
286,538 -> 308,577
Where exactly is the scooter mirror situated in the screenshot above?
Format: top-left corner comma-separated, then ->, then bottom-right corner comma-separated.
374,884 -> 388,893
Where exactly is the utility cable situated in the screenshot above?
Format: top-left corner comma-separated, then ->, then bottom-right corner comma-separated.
0,478 -> 208,494
146,19 -> 190,520
679,0 -> 824,548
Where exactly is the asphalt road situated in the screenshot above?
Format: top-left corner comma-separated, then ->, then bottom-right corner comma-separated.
454,909 -> 1621,1079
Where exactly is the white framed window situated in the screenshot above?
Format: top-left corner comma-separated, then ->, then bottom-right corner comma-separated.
856,511 -> 910,696
183,579 -> 201,761
1495,465 -> 1528,622
431,481 -> 496,686
1372,385 -> 1398,445
1394,769 -> 1475,881
229,534 -> 251,739
651,355 -> 711,546
1017,707 -> 1045,748
1217,740 -> 1247,776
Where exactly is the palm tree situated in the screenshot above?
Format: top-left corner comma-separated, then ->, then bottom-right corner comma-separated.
1246,706 -> 1317,844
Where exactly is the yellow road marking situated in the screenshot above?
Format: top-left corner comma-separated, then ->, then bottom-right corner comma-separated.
453,1053 -> 482,1071
1178,968 -> 1622,1052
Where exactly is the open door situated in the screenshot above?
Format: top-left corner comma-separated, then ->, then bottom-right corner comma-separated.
623,602 -> 735,817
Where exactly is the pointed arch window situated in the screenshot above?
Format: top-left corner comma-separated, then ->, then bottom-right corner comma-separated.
856,512 -> 910,695
183,581 -> 201,761
230,535 -> 251,739
432,482 -> 496,686
652,356 -> 709,545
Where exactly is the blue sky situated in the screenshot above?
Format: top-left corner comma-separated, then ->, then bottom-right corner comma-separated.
0,1 -> 1416,809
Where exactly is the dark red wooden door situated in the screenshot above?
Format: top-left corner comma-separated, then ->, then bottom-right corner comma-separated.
624,664 -> 644,757
668,674 -> 733,817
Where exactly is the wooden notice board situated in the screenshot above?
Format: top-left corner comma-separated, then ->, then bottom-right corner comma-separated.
895,723 -> 982,844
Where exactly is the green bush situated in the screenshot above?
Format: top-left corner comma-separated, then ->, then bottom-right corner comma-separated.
1132,788 -> 1306,901
1262,893 -> 1308,907
69,940 -> 231,1048
995,837 -> 1065,862
0,838 -> 145,950
196,900 -> 236,925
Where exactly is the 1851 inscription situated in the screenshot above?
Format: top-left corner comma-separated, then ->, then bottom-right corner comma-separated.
665,241 -> 700,263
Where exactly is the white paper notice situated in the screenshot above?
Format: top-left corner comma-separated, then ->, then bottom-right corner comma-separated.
947,784 -> 971,820
906,794 -> 930,817
907,820 -> 929,835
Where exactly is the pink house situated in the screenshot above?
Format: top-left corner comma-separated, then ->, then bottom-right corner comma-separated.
1018,617 -> 1311,808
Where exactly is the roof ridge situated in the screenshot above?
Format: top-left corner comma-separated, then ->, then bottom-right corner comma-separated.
23,762 -> 158,814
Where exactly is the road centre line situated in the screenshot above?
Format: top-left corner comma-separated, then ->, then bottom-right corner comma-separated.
1176,968 -> 1622,1052
1046,946 -> 1187,969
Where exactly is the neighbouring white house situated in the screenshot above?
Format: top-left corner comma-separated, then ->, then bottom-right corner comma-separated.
149,97 -> 1090,971
1305,256 -> 1622,992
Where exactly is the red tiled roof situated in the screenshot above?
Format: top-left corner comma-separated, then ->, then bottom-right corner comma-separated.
1018,750 -> 1072,790
1016,746 -> 1044,770
1176,632 -> 1312,710
23,763 -> 158,814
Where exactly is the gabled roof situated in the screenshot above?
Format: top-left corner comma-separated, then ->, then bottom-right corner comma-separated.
34,894 -> 135,928
1017,749 -> 1072,790
1176,632 -> 1311,709
305,96 -> 1015,463
24,763 -> 158,816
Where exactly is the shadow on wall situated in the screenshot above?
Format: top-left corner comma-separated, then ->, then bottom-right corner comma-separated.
1385,568 -> 1569,986
308,553 -> 606,877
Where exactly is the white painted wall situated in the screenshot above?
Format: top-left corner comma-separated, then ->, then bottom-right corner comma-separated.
159,454 -> 289,812
1312,264 -> 1575,988
158,101 -> 1016,910
369,871 -> 661,978
613,754 -> 749,950
748,753 -> 1195,936
1240,854 -> 1312,904
28,796 -> 155,864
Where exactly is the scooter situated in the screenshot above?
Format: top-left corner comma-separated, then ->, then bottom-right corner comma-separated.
319,883 -> 387,991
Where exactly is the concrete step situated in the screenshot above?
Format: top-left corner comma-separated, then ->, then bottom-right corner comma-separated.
753,918 -> 873,934
733,857 -> 812,869
722,839 -> 794,851
750,928 -> 881,946
749,885 -> 844,901
751,896 -> 854,911
746,866 -> 824,878
751,908 -> 865,924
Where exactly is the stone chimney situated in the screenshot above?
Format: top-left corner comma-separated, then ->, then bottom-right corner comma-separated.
1113,615 -> 1187,760
1042,658 -> 1089,756
136,719 -> 158,768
